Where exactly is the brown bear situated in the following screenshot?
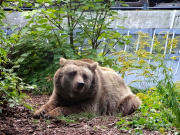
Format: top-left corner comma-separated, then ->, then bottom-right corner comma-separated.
34,58 -> 141,118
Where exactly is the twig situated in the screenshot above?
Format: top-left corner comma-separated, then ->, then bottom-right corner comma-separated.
94,10 -> 108,49
104,34 -> 126,56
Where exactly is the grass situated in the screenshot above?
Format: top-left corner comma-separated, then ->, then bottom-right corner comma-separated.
56,113 -> 96,124
115,89 -> 180,134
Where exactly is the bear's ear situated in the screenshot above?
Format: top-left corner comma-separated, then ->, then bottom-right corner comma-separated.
89,62 -> 98,71
59,57 -> 67,66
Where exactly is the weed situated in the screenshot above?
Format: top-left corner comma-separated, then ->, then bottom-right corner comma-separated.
57,115 -> 77,124
32,119 -> 40,124
45,120 -> 51,125
56,113 -> 96,124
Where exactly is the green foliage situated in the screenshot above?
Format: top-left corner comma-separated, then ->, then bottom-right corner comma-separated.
57,115 -> 77,124
0,7 -> 35,112
0,8 -> 5,25
5,0 -> 128,94
156,67 -> 180,128
0,45 -> 35,113
57,112 -> 96,123
115,32 -> 180,131
116,90 -> 179,134
111,32 -> 180,86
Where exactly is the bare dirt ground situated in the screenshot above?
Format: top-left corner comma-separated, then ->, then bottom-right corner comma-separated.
0,92 -> 173,135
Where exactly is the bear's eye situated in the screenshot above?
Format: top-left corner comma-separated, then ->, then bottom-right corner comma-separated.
69,71 -> 76,76
83,74 -> 88,79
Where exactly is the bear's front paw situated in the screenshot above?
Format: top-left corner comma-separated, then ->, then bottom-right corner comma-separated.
33,109 -> 47,119
44,108 -> 62,119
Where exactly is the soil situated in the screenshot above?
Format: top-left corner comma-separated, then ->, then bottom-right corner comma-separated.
0,92 -> 175,135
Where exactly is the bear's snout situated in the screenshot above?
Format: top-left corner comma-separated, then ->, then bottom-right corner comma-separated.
77,81 -> 85,90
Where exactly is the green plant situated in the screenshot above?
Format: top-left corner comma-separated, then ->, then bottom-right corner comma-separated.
32,119 -> 40,124
56,112 -> 95,124
0,7 -> 36,112
116,90 -> 178,133
57,115 -> 77,124
115,32 -> 180,131
0,44 -> 36,112
70,112 -> 96,120
156,66 -> 180,128
133,128 -> 143,135
3,0 -> 129,94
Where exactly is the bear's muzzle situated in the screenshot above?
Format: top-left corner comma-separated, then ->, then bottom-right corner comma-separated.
77,81 -> 85,90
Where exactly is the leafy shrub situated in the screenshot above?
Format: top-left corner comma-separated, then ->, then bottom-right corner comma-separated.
5,0 -> 128,94
0,45 -> 36,112
116,88 -> 179,134
115,32 -> 180,131
0,7 -> 36,112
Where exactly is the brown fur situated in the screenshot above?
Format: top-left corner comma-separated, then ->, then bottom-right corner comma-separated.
34,58 -> 141,118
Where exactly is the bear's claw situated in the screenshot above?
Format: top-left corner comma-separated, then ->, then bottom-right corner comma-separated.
40,112 -> 45,119
43,110 -> 46,114
33,110 -> 47,119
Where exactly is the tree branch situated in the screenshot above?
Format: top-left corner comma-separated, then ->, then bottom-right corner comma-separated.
94,10 -> 108,49
104,34 -> 126,56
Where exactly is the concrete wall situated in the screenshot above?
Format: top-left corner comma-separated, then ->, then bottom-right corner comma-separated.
3,10 -> 180,29
109,10 -> 180,29
3,12 -> 28,28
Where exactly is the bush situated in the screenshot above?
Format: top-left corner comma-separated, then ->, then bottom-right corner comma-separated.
115,32 -> 180,131
6,0 -> 128,94
0,7 -> 36,112
0,46 -> 36,112
116,85 -> 180,133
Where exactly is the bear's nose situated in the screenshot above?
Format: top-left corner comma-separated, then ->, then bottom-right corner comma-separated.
77,82 -> 85,90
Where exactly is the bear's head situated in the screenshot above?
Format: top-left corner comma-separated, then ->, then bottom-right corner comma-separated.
54,58 -> 98,101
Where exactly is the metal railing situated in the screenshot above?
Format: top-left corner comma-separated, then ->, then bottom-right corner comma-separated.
112,28 -> 180,87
